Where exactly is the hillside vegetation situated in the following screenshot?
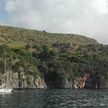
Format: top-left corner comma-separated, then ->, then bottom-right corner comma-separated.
0,25 -> 107,89
0,25 -> 97,48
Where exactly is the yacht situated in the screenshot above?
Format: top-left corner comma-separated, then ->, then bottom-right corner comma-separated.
0,84 -> 13,93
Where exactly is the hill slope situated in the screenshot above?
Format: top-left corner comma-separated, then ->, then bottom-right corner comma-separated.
0,25 -> 107,89
0,25 -> 97,48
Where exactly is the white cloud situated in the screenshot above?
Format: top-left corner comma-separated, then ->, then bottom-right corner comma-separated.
5,0 -> 16,13
4,0 -> 108,44
91,0 -> 108,14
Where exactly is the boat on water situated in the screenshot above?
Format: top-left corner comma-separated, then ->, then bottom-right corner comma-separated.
0,84 -> 13,93
0,89 -> 12,93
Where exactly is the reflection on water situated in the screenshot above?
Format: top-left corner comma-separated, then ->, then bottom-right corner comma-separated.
0,89 -> 108,108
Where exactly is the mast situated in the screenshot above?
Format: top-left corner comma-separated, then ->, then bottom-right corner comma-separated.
4,58 -> 7,88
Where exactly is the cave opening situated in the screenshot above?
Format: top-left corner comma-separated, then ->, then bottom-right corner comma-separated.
44,72 -> 64,89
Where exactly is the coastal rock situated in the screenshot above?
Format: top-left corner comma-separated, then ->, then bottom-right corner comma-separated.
63,79 -> 73,88
74,77 -> 86,88
1,71 -> 108,89
85,78 -> 108,89
84,73 -> 108,89
0,72 -> 47,89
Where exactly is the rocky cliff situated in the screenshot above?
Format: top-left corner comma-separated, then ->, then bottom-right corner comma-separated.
0,25 -> 108,89
0,71 -> 46,89
0,71 -> 108,89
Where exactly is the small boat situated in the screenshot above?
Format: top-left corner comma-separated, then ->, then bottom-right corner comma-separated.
0,89 -> 12,93
0,84 -> 13,94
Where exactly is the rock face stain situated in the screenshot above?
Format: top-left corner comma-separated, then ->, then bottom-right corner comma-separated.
74,74 -> 89,89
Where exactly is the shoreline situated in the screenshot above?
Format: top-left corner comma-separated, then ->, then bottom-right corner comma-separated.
13,88 -> 108,90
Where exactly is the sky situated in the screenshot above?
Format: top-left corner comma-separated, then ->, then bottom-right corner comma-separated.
0,0 -> 108,44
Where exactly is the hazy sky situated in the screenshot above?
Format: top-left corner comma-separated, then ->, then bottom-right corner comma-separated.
0,0 -> 108,44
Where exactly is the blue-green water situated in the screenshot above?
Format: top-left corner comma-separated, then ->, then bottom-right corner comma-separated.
0,89 -> 108,108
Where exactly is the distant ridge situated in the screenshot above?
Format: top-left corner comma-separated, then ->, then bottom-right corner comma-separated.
0,25 -> 98,48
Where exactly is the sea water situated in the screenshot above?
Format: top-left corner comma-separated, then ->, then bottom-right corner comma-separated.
0,89 -> 108,108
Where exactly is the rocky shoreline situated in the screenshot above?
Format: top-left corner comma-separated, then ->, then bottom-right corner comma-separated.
0,72 -> 108,89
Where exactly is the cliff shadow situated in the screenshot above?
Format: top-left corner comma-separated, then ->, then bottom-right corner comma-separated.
44,72 -> 64,89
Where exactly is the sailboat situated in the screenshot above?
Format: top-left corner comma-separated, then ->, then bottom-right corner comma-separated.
0,84 -> 13,93
0,58 -> 13,94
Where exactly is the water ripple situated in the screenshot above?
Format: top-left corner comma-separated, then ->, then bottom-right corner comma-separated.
0,89 -> 108,108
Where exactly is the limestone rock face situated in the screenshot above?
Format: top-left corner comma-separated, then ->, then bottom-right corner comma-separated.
74,77 -> 86,88
62,79 -> 73,88
85,78 -> 108,89
84,73 -> 108,89
56,77 -> 86,89
0,72 -> 108,89
0,72 -> 47,89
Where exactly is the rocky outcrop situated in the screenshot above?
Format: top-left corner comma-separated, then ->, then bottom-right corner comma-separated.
0,71 -> 108,89
84,73 -> 108,89
0,71 -> 76,89
62,79 -> 74,88
74,77 -> 86,88
62,77 -> 86,89
0,71 -> 47,89
85,78 -> 108,89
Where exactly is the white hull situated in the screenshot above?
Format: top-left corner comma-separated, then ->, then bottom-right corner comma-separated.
0,89 -> 12,93
74,84 -> 78,89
